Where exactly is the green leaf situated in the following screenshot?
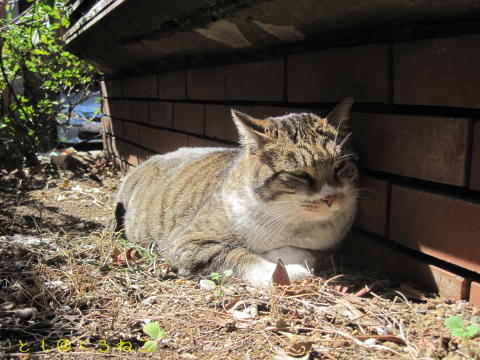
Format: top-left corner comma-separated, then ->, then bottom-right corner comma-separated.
143,322 -> 165,340
466,324 -> 480,338
210,273 -> 221,281
445,316 -> 463,330
451,328 -> 467,338
223,269 -> 233,278
32,49 -> 51,56
142,340 -> 158,352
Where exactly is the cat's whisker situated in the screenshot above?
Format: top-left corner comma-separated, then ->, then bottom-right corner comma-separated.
333,116 -> 343,148
251,207 -> 293,245
270,215 -> 290,245
338,131 -> 352,149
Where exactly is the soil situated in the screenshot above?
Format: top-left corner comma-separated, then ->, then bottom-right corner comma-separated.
0,156 -> 479,359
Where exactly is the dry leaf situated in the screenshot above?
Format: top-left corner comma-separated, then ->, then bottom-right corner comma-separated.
352,280 -> 386,297
126,248 -> 140,262
225,299 -> 258,320
398,282 -> 428,301
354,335 -> 406,345
112,247 -> 140,266
272,259 -> 291,286
285,341 -> 313,357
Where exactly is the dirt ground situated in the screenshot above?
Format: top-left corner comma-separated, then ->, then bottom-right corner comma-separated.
0,155 -> 479,359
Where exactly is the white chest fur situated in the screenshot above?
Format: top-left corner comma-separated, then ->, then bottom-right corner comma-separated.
224,187 -> 356,254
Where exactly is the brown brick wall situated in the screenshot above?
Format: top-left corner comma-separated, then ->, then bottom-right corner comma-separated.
226,59 -> 285,101
350,113 -> 470,186
158,71 -> 186,99
187,67 -> 225,101
356,176 -> 389,236
390,185 -> 480,273
394,35 -> 480,108
101,32 -> 480,304
343,233 -> 469,300
205,105 -> 237,142
288,44 -> 390,103
470,121 -> 480,190
173,103 -> 204,135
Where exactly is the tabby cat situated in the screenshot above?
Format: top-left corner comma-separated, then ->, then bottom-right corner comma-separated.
112,98 -> 358,285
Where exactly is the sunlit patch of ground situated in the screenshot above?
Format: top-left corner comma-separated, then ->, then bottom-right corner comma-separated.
0,160 -> 478,359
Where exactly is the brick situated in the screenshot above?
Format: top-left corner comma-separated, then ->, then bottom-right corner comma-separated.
390,185 -> 480,273
394,35 -> 480,108
137,75 -> 157,98
158,71 -> 186,99
103,133 -> 112,153
101,116 -> 112,135
356,176 -> 389,236
188,136 -> 228,148
343,232 -> 469,300
251,106 -> 293,119
470,121 -> 480,190
110,136 -> 118,155
288,44 -> 390,103
123,77 -> 139,98
470,282 -> 480,308
122,121 -> 140,144
149,101 -> 173,128
173,103 -> 204,135
112,156 -> 122,171
102,99 -> 110,116
115,139 -> 128,161
350,113 -> 469,186
129,100 -> 148,123
128,145 -> 152,166
187,66 -> 225,100
108,100 -> 130,120
110,118 -> 124,138
226,59 -> 285,101
205,105 -> 238,143
100,80 -> 122,98
140,126 -> 189,154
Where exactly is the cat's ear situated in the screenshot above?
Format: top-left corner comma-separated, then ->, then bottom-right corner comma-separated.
231,110 -> 271,152
326,97 -> 353,129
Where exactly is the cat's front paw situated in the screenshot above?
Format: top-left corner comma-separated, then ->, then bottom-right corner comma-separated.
285,263 -> 311,282
242,260 -> 311,286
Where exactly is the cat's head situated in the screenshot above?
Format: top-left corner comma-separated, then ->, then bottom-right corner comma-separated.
231,98 -> 358,222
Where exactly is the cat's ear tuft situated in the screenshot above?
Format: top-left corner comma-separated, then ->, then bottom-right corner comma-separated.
231,110 -> 271,152
326,97 -> 353,127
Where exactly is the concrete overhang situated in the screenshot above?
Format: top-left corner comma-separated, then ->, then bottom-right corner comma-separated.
64,0 -> 480,75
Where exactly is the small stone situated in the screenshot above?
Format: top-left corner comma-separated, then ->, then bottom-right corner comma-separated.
14,307 -> 37,319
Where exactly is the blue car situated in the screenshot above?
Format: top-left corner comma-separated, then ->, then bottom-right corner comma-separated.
57,91 -> 102,144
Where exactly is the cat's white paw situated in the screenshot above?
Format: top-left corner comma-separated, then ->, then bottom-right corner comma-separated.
242,259 -> 311,286
242,260 -> 277,286
285,263 -> 311,281
262,246 -> 315,268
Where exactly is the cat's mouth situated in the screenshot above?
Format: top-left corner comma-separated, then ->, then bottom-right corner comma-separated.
301,194 -> 344,212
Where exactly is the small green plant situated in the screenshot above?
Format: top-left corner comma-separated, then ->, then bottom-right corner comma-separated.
445,316 -> 480,340
199,269 -> 234,293
445,315 -> 480,356
210,269 -> 233,286
142,322 -> 166,352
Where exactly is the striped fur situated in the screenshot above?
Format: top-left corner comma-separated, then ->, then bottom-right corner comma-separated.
112,98 -> 358,285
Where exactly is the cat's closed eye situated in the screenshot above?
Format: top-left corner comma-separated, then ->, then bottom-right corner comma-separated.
290,171 -> 313,181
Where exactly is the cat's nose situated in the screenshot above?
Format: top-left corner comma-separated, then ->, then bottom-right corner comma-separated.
321,195 -> 337,207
